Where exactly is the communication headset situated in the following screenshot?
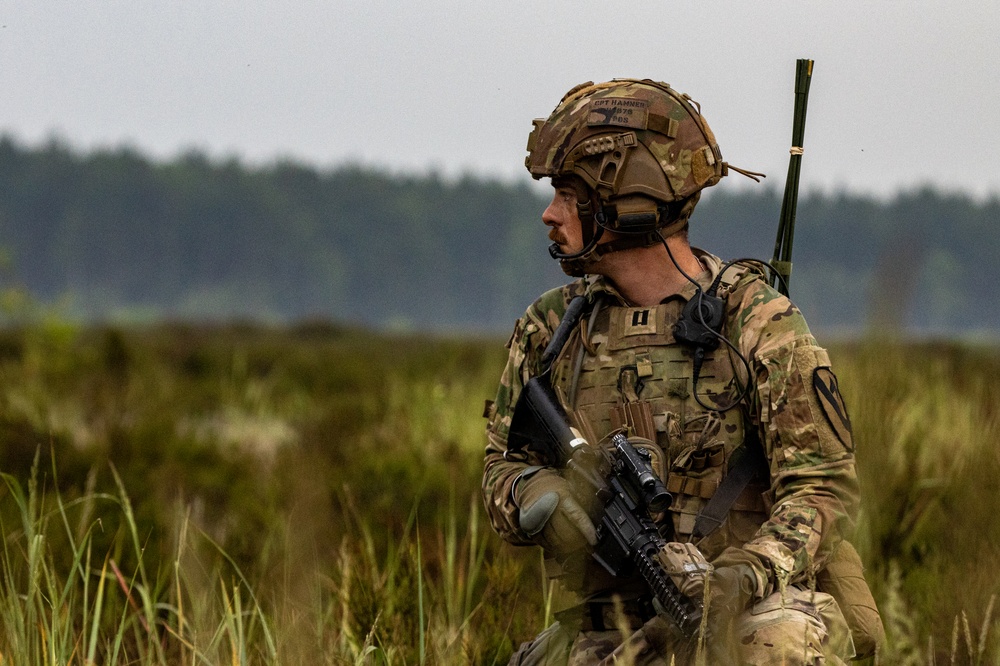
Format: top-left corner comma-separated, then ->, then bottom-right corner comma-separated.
594,196 -> 753,413
555,191 -> 781,414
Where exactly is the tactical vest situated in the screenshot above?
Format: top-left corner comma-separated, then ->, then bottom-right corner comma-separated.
533,266 -> 885,657
548,267 -> 771,573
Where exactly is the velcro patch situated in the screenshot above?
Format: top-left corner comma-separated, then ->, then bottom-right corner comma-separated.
587,98 -> 649,129
624,307 -> 657,335
813,368 -> 854,450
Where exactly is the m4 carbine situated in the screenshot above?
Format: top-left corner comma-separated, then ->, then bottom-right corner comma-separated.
508,375 -> 703,639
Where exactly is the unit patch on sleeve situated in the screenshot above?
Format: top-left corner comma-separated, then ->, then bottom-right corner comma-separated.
813,368 -> 854,450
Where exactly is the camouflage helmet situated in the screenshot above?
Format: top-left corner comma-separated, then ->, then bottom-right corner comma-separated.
525,79 -> 727,235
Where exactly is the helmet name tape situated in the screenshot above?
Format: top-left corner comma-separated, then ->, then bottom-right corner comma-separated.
587,98 -> 649,129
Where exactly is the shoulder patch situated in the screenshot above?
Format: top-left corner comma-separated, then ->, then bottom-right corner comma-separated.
813,368 -> 854,450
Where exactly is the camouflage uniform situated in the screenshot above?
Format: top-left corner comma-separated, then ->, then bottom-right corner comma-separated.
483,250 -> 861,665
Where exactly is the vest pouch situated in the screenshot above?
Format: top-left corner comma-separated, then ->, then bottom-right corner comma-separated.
665,445 -> 724,539
816,541 -> 885,659
610,400 -> 658,443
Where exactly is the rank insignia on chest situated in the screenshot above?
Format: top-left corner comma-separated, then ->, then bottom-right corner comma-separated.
624,307 -> 657,335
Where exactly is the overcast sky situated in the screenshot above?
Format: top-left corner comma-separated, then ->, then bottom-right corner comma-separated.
2,1 -> 998,199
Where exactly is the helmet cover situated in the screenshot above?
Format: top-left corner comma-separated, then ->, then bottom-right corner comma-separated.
525,79 -> 726,217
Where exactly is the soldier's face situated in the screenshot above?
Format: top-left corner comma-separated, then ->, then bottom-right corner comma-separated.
542,183 -> 585,253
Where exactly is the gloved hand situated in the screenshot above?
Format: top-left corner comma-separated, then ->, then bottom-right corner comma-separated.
514,466 -> 597,556
656,541 -> 714,601
708,563 -> 757,616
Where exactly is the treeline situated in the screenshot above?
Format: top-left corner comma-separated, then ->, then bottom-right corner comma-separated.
1,135 -> 997,334
695,187 -> 1000,335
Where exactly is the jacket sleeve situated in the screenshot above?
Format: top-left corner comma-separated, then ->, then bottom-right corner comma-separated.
717,277 -> 861,595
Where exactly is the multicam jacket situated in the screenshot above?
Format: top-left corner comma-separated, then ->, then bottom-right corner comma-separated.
482,250 -> 860,603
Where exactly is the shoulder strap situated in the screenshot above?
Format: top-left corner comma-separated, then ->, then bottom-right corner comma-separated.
691,429 -> 768,539
712,259 -> 768,301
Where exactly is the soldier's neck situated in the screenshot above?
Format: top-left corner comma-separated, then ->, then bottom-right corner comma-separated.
599,238 -> 704,307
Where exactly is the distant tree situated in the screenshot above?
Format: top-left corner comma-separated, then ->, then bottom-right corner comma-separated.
0,135 -> 996,334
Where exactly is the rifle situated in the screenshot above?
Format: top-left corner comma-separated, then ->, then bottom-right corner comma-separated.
508,375 -> 703,639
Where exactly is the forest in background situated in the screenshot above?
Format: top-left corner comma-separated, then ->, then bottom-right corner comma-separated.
1,135 -> 998,336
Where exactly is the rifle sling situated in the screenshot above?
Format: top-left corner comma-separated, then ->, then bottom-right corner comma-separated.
540,295 -> 588,373
692,431 -> 768,539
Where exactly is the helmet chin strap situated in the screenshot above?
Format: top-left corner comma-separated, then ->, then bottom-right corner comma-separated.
547,186 -> 608,276
549,199 -> 693,277
552,230 -> 664,277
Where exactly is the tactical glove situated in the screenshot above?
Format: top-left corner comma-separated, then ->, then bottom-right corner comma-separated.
514,466 -> 597,556
708,563 -> 757,616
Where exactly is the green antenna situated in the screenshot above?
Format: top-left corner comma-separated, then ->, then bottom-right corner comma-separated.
771,58 -> 814,297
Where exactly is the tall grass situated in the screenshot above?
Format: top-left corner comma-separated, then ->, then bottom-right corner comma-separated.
0,323 -> 997,663
0,454 -> 276,664
0,324 -> 540,664
835,341 -> 1000,664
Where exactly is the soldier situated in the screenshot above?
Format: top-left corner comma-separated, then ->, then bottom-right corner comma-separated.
482,79 -> 883,665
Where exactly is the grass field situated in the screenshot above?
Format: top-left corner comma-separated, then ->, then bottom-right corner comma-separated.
0,320 -> 997,664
